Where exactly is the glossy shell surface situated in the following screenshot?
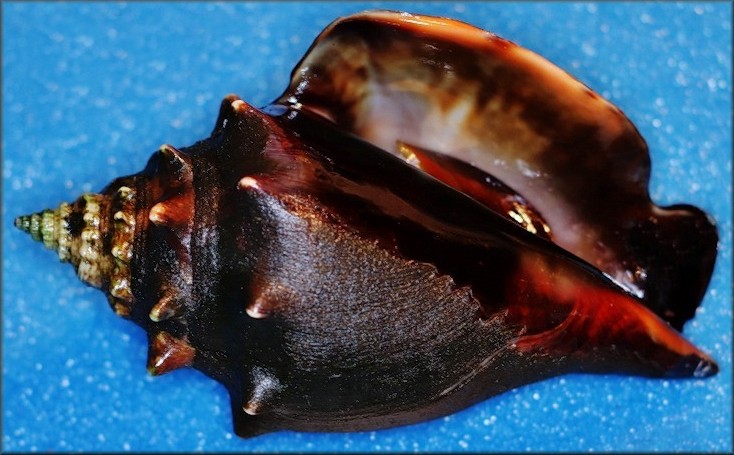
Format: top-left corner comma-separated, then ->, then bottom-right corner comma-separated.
4,3 -> 731,452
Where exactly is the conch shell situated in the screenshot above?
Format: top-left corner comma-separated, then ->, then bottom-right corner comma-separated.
15,11 -> 718,439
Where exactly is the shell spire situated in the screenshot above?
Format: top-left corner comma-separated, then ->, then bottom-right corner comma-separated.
15,183 -> 138,317
15,202 -> 73,262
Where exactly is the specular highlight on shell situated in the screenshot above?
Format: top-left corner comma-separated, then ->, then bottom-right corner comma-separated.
15,10 -> 719,438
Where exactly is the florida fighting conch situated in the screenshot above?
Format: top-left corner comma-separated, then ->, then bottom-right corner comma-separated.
16,11 -> 718,437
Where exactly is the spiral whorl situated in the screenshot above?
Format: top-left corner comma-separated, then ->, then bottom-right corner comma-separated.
15,202 -> 73,262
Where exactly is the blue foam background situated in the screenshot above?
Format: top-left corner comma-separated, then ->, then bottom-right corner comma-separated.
2,2 -> 731,452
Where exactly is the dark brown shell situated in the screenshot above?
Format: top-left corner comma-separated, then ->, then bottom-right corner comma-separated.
14,10 -> 719,440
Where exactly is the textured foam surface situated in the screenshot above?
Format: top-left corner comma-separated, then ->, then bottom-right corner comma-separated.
2,2 -> 731,452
